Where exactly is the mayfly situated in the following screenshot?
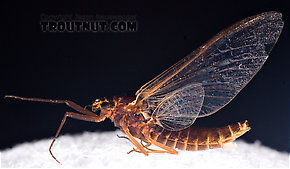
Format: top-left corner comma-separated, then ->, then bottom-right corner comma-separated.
5,11 -> 284,164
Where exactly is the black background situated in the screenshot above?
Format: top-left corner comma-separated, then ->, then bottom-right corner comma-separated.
2,0 -> 289,153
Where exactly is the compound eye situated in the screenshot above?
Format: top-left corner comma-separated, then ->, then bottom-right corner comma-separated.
101,101 -> 109,109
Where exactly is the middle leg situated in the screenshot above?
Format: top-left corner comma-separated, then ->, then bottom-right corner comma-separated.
141,127 -> 178,155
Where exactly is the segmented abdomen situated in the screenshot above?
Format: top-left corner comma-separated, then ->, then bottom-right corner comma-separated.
149,120 -> 250,151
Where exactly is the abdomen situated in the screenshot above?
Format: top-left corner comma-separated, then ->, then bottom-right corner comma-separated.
149,120 -> 250,151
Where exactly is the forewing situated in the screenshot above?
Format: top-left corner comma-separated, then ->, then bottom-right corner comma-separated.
136,12 -> 284,119
151,83 -> 204,131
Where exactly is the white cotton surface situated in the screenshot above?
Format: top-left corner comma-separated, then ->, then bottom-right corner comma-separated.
1,130 -> 289,168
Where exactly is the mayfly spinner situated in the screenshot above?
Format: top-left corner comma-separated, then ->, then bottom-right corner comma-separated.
5,11 -> 284,164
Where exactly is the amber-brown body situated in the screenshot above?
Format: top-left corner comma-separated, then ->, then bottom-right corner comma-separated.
148,121 -> 249,151
107,97 -> 250,153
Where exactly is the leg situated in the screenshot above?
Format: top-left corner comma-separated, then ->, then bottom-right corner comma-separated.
4,95 -> 100,117
139,141 -> 167,153
5,95 -> 108,164
139,141 -> 170,154
139,140 -> 178,154
142,127 -> 178,155
117,134 -> 176,154
122,128 -> 149,156
117,135 -> 139,154
117,135 -> 150,154
50,111 -> 106,164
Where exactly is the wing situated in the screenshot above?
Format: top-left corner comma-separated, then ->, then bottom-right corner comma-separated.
136,11 -> 284,122
151,83 -> 204,131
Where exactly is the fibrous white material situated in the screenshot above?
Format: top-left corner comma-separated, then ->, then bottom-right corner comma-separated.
1,130 -> 289,168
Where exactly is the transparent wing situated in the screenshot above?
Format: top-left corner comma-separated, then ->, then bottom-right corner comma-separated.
151,83 -> 204,131
136,11 -> 284,121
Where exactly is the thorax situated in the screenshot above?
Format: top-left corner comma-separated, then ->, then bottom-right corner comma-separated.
107,97 -> 149,139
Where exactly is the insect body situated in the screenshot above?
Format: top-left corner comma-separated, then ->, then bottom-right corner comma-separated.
99,96 -> 250,153
5,11 -> 284,163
